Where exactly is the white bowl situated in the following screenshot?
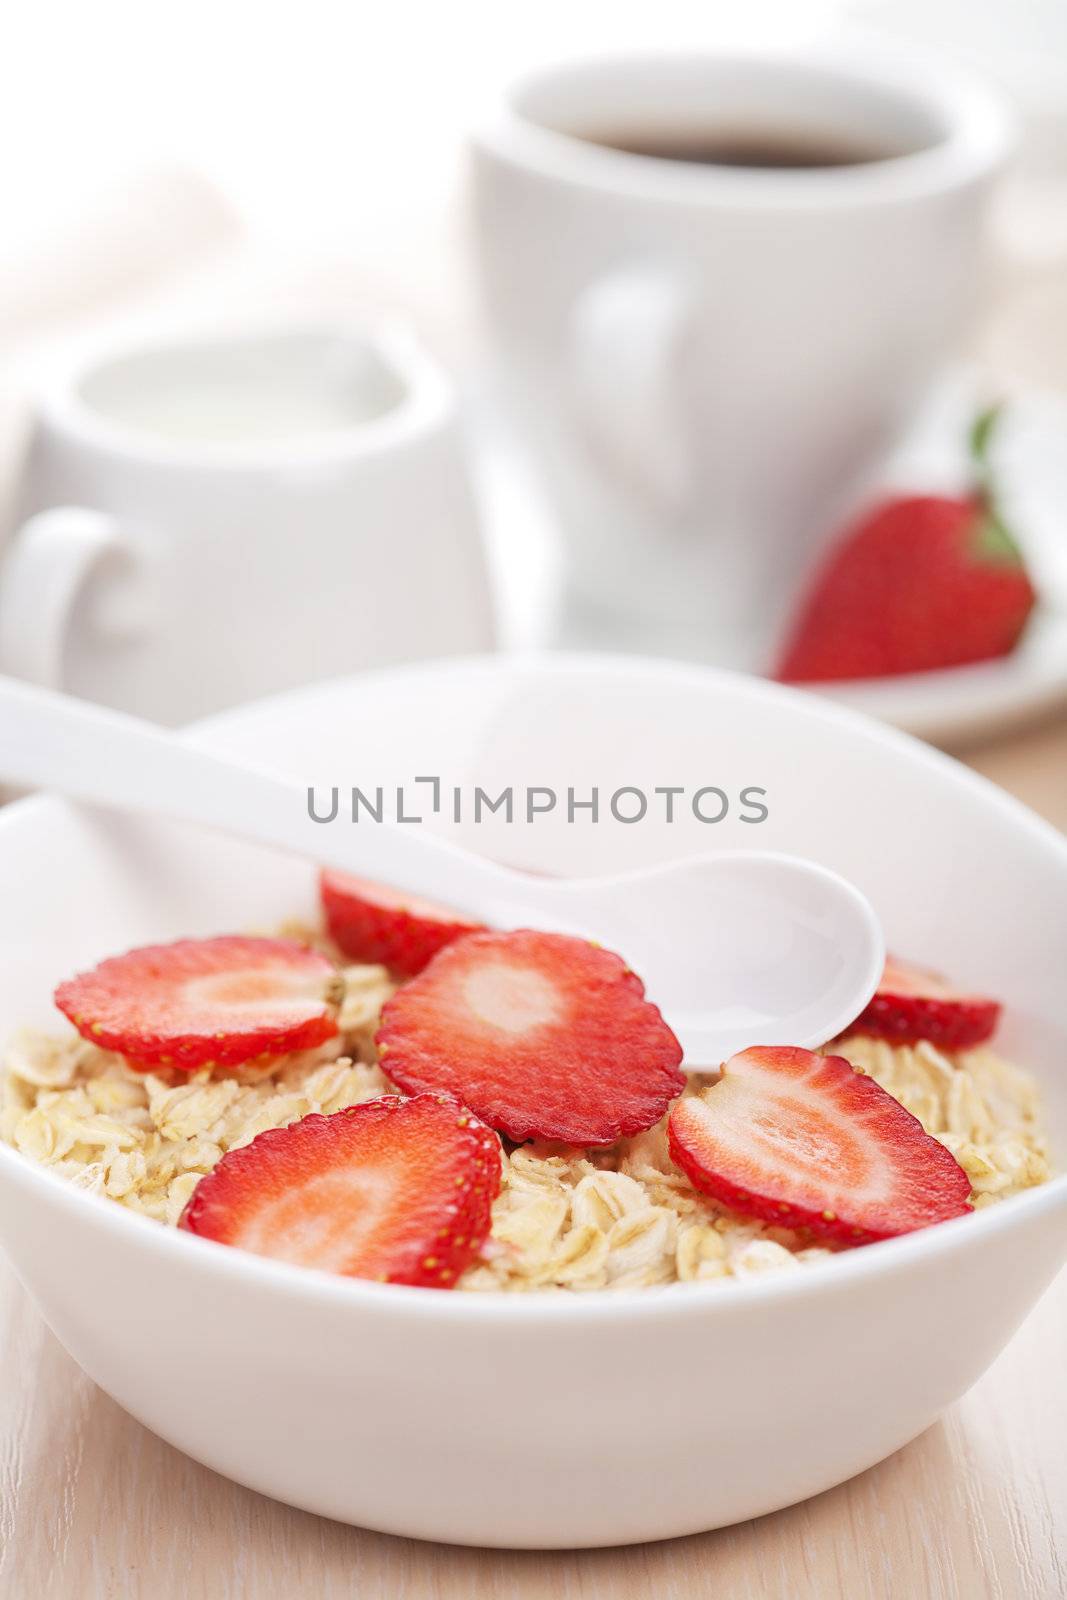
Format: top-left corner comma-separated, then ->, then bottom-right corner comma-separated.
0,654 -> 1064,1548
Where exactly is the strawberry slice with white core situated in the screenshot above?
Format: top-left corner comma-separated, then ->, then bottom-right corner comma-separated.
179,1093 -> 500,1286
668,1046 -> 972,1246
55,936 -> 341,1071
376,929 -> 685,1145
851,957 -> 1000,1049
321,868 -> 484,976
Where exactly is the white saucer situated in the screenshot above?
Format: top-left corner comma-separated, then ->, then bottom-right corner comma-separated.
474,375 -> 1067,750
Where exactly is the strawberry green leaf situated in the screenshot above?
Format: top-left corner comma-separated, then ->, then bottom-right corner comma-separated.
974,508 -> 1024,565
967,403 -> 1025,564
969,403 -> 1003,472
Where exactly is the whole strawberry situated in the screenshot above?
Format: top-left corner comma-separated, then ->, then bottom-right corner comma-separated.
776,408 -> 1036,683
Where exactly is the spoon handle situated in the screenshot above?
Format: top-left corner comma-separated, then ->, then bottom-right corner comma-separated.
0,675 -> 523,914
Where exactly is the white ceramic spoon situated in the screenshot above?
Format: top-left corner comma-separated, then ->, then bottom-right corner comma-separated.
0,676 -> 884,1064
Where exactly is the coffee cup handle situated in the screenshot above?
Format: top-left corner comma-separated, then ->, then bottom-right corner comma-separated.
569,268 -> 696,514
0,508 -> 128,688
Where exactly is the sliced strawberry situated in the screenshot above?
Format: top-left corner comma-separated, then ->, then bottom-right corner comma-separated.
321,868 -> 484,976
850,957 -> 1000,1049
668,1046 -> 972,1246
376,929 -> 685,1145
179,1093 -> 500,1286
55,935 -> 341,1071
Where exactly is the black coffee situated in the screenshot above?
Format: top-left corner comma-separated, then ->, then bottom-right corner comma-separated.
582,127 -> 897,169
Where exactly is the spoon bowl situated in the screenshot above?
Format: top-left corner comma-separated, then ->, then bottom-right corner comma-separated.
500,851 -> 883,1062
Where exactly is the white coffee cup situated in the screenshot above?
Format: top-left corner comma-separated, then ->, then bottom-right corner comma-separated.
0,323 -> 494,723
471,44 -> 1012,666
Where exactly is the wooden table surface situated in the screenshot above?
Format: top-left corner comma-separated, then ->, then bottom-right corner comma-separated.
0,715 -> 1065,1600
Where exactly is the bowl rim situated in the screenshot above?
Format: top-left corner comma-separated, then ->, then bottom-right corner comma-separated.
1,649 -> 1065,1324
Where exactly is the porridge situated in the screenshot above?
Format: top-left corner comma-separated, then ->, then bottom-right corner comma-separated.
0,881 -> 1050,1292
